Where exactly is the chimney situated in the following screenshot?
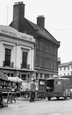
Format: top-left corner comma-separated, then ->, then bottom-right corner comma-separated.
37,15 -> 45,28
13,1 -> 25,31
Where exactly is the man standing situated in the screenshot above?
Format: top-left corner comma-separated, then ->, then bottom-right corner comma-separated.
30,78 -> 36,102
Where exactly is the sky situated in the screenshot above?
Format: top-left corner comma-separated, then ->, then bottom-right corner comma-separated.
0,0 -> 72,63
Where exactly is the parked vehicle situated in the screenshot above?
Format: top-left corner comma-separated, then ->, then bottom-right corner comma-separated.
38,79 -> 46,99
46,78 -> 71,100
38,77 -> 71,100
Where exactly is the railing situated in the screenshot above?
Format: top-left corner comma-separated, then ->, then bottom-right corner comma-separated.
3,61 -> 14,68
21,63 -> 30,69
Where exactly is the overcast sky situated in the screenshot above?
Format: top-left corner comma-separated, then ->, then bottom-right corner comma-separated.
0,0 -> 72,63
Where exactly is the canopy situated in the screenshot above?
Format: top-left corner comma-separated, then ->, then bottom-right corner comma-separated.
0,71 -> 8,81
8,77 -> 23,83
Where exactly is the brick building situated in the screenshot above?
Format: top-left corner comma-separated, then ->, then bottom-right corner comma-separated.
10,1 -> 60,80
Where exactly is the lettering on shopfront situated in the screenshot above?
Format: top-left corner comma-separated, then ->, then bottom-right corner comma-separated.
1,29 -> 17,37
21,35 -> 32,41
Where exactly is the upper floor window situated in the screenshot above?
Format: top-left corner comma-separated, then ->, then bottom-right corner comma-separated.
44,43 -> 47,52
40,57 -> 43,67
68,66 -> 69,70
60,67 -> 62,71
35,55 -> 39,67
71,65 -> 72,69
51,45 -> 54,54
54,60 -> 57,70
22,52 -> 28,68
36,39 -> 39,49
5,48 -> 11,66
40,39 -> 43,50
51,60 -> 53,69
48,45 -> 51,53
64,67 -> 66,70
44,58 -> 47,68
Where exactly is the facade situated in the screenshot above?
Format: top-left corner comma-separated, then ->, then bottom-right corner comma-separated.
10,2 -> 60,80
58,61 -> 72,77
0,25 -> 35,81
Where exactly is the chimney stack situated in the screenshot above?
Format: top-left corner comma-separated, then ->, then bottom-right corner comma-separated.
13,1 -> 25,31
37,15 -> 45,28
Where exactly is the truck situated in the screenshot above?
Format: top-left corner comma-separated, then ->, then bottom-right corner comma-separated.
38,77 -> 71,100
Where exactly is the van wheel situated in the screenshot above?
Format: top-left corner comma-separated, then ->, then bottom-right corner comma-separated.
48,97 -> 51,100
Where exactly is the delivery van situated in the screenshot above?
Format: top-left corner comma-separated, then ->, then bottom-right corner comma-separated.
46,78 -> 71,100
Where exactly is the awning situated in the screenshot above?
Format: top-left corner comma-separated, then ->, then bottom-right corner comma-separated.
8,77 -> 23,83
0,71 -> 8,81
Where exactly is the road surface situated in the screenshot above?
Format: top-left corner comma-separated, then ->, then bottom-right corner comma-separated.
0,97 -> 72,115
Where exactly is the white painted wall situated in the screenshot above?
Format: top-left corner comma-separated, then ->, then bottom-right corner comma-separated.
58,65 -> 72,77
0,36 -> 35,70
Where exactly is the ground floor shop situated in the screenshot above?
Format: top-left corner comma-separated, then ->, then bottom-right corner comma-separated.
0,67 -> 35,82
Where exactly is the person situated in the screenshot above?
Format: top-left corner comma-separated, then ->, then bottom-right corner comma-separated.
30,78 -> 36,102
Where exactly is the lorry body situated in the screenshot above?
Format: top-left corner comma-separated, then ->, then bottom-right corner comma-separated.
38,78 -> 71,100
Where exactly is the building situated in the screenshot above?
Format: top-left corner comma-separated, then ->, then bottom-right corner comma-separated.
0,25 -> 35,81
10,2 -> 60,80
58,61 -> 72,77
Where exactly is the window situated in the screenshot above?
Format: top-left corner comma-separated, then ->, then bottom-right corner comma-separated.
54,47 -> 57,55
71,65 -> 72,69
51,45 -> 53,54
36,39 -> 39,49
48,58 -> 50,68
44,58 -> 47,67
49,46 -> 51,53
40,81 -> 45,85
21,74 -> 26,80
5,48 -> 11,66
68,66 -> 69,70
51,60 -> 53,69
22,52 -> 28,68
40,39 -> 43,50
54,60 -> 57,70
36,55 -> 39,66
56,81 -> 61,85
64,67 -> 66,70
45,44 -> 47,52
40,57 -> 43,67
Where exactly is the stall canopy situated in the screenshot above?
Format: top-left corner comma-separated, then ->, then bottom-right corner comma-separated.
8,77 -> 23,83
0,71 -> 8,81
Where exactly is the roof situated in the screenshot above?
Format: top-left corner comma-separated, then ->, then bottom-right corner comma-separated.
59,61 -> 72,67
10,18 -> 60,47
26,18 -> 60,46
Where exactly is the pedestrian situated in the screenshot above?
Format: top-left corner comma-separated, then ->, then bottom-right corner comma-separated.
30,78 -> 36,102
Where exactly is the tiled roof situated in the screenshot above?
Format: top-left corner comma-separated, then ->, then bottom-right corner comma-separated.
9,18 -> 60,46
26,18 -> 60,46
